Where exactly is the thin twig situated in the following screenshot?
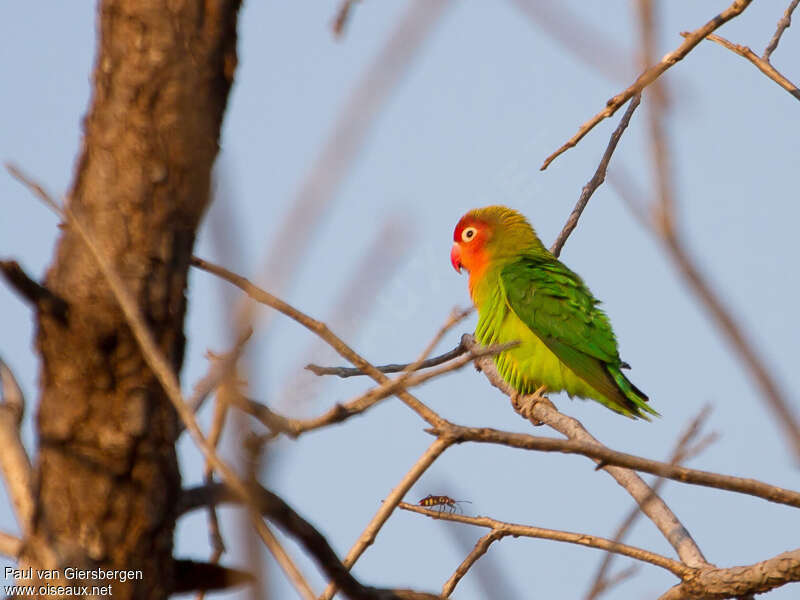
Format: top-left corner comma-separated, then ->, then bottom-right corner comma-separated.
540,0 -> 753,170
180,483 -> 440,600
441,529 -> 505,597
251,341 -> 514,439
0,356 -> 33,534
281,218 -> 409,404
549,93 -> 642,257
584,406 -> 716,600
191,256 -> 446,429
319,438 -> 452,600
186,329 -> 253,415
586,565 -> 640,600
332,0 -> 361,38
307,342 -> 467,377
688,31 -> 800,101
0,531 -> 21,559
763,0 -> 800,61
399,503 -> 692,578
251,520 -> 316,600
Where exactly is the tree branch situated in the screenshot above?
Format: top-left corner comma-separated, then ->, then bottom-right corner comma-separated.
441,529 -> 504,597
242,342 -> 513,440
549,93 -> 641,257
763,0 -> 800,61
585,406 -> 717,600
462,335 -> 708,567
0,356 -> 33,534
540,0 -> 752,170
191,256 -> 446,429
688,32 -> 800,101
180,483 -> 442,600
658,548 -> 800,599
400,503 -> 692,578
0,531 -> 21,559
319,438 -> 452,600
0,259 -> 68,324
306,342 -> 467,378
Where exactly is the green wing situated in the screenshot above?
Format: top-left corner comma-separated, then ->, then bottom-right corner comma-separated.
500,255 -> 657,418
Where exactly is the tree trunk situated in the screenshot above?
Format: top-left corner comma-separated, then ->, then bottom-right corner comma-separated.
21,2 -> 240,599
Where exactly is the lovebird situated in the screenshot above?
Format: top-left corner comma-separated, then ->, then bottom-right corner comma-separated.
450,205 -> 657,419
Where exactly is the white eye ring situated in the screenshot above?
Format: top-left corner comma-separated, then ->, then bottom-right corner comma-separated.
461,227 -> 477,243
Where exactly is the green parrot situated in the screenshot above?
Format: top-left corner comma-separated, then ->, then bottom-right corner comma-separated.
450,205 -> 657,419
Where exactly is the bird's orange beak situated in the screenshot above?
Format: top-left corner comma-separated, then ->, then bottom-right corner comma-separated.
450,243 -> 463,273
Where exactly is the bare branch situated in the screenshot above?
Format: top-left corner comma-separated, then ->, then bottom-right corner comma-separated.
441,529 -> 504,597
0,531 -> 21,559
400,503 -> 692,578
462,336 -> 708,567
658,548 -> 800,599
688,32 -> 800,101
0,356 -> 33,534
181,483 -> 442,600
585,406 -> 716,600
763,0 -> 800,61
0,260 -> 68,324
184,329 -> 253,424
540,0 -> 752,170
242,343 -> 513,440
319,438 -> 452,600
307,342 -> 468,378
191,256 -> 446,429
549,93 -> 641,257
253,520 -> 316,600
332,0 -> 361,38
438,418 -> 800,510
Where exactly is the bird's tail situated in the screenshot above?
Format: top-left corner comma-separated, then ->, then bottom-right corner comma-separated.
607,366 -> 659,420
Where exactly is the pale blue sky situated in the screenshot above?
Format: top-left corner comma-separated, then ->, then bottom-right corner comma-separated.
2,1 -> 799,599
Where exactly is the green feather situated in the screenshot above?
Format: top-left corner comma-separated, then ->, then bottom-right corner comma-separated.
467,206 -> 657,420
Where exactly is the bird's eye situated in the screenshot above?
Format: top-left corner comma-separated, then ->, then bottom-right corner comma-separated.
461,227 -> 477,243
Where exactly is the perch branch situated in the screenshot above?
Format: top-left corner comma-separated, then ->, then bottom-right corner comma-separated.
400,503 -> 692,578
688,32 -> 800,101
540,0 -> 752,170
464,337 -> 709,567
550,93 -> 641,257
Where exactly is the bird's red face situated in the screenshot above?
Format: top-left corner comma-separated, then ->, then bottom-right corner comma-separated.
451,215 -> 492,279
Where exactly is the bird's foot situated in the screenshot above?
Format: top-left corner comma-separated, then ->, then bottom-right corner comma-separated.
512,386 -> 551,426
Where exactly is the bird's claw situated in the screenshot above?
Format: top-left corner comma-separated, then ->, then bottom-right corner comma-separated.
512,387 -> 550,426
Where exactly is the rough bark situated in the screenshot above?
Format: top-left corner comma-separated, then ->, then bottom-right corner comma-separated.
20,2 -> 240,599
